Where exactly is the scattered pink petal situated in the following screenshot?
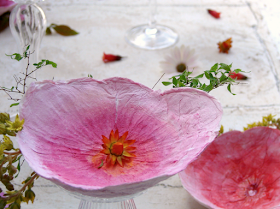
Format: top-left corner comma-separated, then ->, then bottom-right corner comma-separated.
180,127 -> 280,209
18,77 -> 222,198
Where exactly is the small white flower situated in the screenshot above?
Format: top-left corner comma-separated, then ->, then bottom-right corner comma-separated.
160,45 -> 198,74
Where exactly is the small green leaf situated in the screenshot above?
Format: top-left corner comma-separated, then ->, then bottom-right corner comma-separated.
191,79 -> 198,87
227,77 -> 235,82
219,73 -> 227,82
208,73 -> 215,80
52,24 -> 79,36
210,63 -> 218,72
178,81 -> 185,87
219,63 -> 231,72
179,74 -> 186,82
227,84 -> 236,95
15,155 -> 22,178
172,77 -> 178,86
46,60 -> 57,68
203,84 -> 213,92
205,71 -> 210,79
234,68 -> 242,73
10,103 -> 19,108
15,54 -> 23,61
46,27 -> 52,35
162,81 -> 172,86
195,73 -> 204,79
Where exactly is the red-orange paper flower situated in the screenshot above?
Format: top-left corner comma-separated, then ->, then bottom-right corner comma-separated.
229,71 -> 248,80
207,9 -> 220,19
102,53 -> 122,63
180,127 -> 280,209
218,38 -> 232,54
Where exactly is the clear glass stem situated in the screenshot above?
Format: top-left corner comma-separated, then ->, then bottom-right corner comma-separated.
9,1 -> 46,79
78,199 -> 137,209
148,0 -> 157,29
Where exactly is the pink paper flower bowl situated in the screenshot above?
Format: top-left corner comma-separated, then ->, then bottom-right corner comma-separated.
0,0 -> 16,16
179,126 -> 280,209
17,77 -> 222,198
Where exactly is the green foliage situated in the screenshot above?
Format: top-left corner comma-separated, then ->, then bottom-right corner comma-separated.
219,125 -> 224,136
6,46 -> 30,61
9,103 -> 19,108
0,113 -> 38,208
0,47 -> 47,208
46,23 -> 79,36
88,74 -> 93,78
243,114 -> 280,131
162,63 -> 245,95
33,59 -> 57,69
1,45 -> 57,102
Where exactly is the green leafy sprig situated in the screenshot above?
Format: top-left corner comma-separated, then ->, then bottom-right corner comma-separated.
46,23 -> 79,36
162,63 -> 245,95
1,45 -> 57,106
0,47 -> 56,208
0,113 -> 38,209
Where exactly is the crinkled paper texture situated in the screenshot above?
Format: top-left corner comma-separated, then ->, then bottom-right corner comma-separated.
18,77 -> 222,198
0,0 -> 16,16
180,127 -> 280,209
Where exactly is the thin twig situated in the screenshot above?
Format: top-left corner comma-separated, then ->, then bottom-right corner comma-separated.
152,73 -> 165,90
4,150 -> 21,155
2,174 -> 39,200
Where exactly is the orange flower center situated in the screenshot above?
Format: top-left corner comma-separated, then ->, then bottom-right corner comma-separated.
100,130 -> 136,167
110,142 -> 123,156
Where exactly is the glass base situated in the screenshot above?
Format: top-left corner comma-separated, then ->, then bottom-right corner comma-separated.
125,24 -> 179,50
78,199 -> 137,209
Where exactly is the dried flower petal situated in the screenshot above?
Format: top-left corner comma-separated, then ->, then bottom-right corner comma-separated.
180,127 -> 280,209
102,53 -> 122,63
207,9 -> 221,19
18,77 -> 222,198
218,38 -> 232,54
229,71 -> 248,80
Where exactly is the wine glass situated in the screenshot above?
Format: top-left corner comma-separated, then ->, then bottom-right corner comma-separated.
9,0 -> 46,79
125,0 -> 179,50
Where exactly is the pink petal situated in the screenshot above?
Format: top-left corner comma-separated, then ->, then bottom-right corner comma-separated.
18,77 -> 222,198
170,46 -> 181,62
180,127 -> 280,209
